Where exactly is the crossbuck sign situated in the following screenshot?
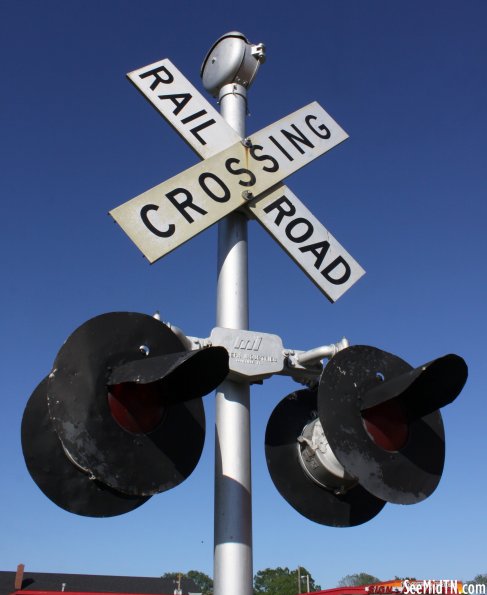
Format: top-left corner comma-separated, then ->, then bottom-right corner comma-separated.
110,59 -> 365,302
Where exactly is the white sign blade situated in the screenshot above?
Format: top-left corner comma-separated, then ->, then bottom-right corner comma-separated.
110,143 -> 248,262
250,185 -> 365,302
127,59 -> 240,160
110,103 -> 348,263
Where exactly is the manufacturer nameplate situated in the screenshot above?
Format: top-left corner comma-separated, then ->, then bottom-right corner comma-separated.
210,327 -> 285,381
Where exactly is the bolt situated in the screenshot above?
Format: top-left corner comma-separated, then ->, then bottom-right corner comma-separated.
241,137 -> 252,148
242,190 -> 254,201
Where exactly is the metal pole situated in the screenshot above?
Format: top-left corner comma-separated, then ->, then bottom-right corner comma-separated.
214,82 -> 252,595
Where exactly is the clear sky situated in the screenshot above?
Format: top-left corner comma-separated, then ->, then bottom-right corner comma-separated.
1,0 -> 486,589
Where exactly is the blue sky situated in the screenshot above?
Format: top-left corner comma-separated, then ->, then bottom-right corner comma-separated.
1,0 -> 486,588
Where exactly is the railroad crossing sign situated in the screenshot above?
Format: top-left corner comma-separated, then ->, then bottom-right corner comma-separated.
110,58 -> 365,302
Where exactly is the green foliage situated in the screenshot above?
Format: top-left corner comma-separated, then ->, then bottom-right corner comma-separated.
187,570 -> 213,595
160,570 -> 213,595
338,573 -> 381,587
161,572 -> 180,581
254,566 -> 320,595
472,575 -> 487,586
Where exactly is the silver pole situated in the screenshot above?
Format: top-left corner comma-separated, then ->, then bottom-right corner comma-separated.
213,82 -> 253,595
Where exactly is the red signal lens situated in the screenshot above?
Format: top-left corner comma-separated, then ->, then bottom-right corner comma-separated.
108,382 -> 166,434
362,400 -> 409,452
